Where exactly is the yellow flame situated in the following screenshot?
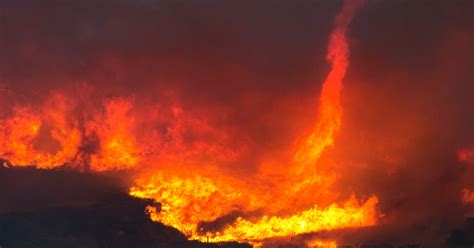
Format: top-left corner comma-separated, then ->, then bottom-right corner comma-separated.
307,240 -> 338,248
129,0 -> 373,244
130,172 -> 378,243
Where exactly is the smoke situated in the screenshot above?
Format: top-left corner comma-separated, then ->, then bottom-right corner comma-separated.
0,0 -> 341,176
0,0 -> 473,246
319,0 -> 474,245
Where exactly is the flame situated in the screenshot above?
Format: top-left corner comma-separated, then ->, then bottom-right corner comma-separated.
0,94 -> 81,168
458,147 -> 474,165
88,98 -> 139,171
130,0 -> 375,243
462,188 -> 474,203
196,196 -> 377,242
293,0 -> 365,173
0,0 -> 378,245
458,148 -> 474,204
0,95 -> 139,171
130,171 -> 260,236
307,240 -> 338,248
130,172 -> 377,242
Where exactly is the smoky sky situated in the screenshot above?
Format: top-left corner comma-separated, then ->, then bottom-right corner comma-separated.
0,0 -> 343,172
0,0 -> 339,98
331,0 -> 473,244
0,0 -> 473,245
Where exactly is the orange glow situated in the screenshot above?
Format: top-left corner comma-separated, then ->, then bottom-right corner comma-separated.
0,94 -> 82,168
0,0 -> 377,245
131,0 -> 375,243
458,147 -> 474,164
459,148 -> 473,204
307,240 -> 338,248
130,171 -> 377,242
88,98 -> 139,171
197,196 -> 377,242
0,95 -> 139,171
462,188 -> 474,203
130,171 -> 259,236
293,0 -> 364,174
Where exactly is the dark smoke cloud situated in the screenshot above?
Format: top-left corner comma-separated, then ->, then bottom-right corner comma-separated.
0,0 -> 342,175
317,0 -> 474,245
0,0 -> 337,96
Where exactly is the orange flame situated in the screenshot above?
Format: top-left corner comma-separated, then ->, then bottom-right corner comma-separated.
0,0 -> 377,244
0,95 -> 140,171
458,147 -> 474,165
129,1 -> 376,243
130,171 -> 377,242
0,93 -> 81,168
293,0 -> 365,173
307,240 -> 338,248
462,189 -> 474,203
88,97 -> 139,171
130,171 -> 259,236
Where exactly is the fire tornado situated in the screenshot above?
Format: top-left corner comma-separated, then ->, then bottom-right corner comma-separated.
1,0 -> 472,247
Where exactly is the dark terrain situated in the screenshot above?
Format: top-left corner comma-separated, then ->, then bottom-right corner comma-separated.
0,164 -> 250,248
0,164 -> 472,248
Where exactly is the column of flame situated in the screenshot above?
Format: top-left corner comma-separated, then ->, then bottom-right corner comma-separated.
0,0 -> 377,244
130,0 -> 377,244
293,0 -> 365,173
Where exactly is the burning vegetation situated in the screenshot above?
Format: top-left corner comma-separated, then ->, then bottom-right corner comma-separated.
0,0 -> 473,247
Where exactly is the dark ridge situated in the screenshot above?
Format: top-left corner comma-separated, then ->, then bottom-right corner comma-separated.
197,209 -> 263,235
0,166 -> 251,248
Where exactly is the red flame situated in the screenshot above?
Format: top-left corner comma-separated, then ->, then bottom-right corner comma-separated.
0,0 -> 378,245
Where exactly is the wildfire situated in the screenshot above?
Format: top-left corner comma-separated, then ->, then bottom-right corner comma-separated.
129,1 -> 376,243
130,171 -> 377,243
458,147 -> 474,165
307,240 -> 338,248
0,95 -> 140,171
458,148 -> 474,204
0,94 -> 81,168
89,98 -> 139,171
196,196 -> 377,243
293,0 -> 365,174
462,189 -> 474,203
130,171 -> 259,236
0,0 -> 379,245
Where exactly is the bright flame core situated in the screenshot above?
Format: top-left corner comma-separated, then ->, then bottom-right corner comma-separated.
0,0 -> 379,245
130,0 -> 377,243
